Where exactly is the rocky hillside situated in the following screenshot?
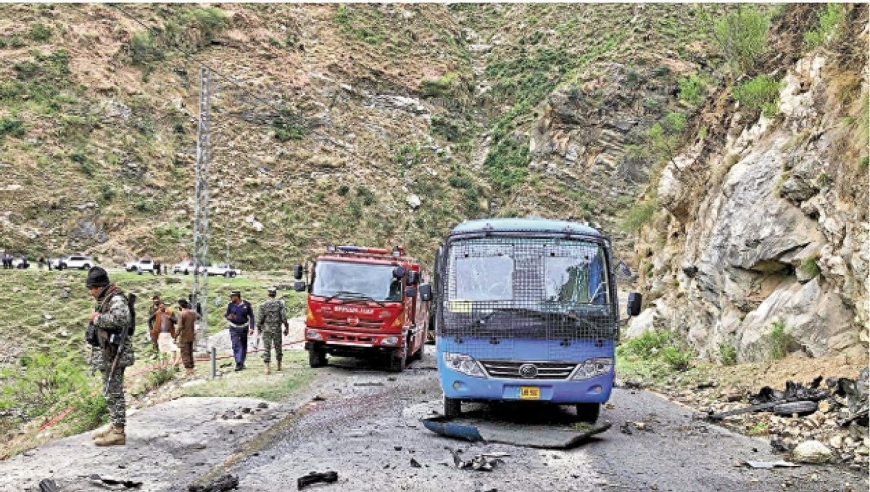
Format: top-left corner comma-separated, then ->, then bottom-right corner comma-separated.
0,4 -> 866,359
0,3 -> 720,268
628,4 -> 869,360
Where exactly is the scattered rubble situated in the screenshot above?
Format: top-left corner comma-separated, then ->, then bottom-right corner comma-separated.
187,474 -> 239,492
445,447 -> 506,472
85,474 -> 143,488
792,440 -> 833,464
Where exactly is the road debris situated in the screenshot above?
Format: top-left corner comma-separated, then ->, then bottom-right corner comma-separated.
742,460 -> 800,469
792,440 -> 833,464
354,382 -> 384,387
187,474 -> 239,492
38,479 -> 59,492
297,471 -> 338,490
707,378 -> 829,421
84,475 -> 143,488
410,458 -> 422,468
473,481 -> 498,492
445,447 -> 505,471
422,412 -> 611,448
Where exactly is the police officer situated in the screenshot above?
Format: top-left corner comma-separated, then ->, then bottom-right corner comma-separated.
257,287 -> 289,374
225,290 -> 254,371
86,266 -> 135,446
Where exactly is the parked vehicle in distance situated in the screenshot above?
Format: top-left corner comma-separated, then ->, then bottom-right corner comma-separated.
430,218 -> 642,422
207,263 -> 240,277
124,258 -> 157,274
11,257 -> 30,269
172,260 -> 198,275
49,256 -> 68,270
295,245 -> 429,372
57,255 -> 94,270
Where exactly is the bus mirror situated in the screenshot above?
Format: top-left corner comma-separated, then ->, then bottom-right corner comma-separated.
404,286 -> 417,298
293,264 -> 303,280
293,281 -> 307,292
393,266 -> 407,279
407,271 -> 420,285
419,283 -> 432,302
627,292 -> 642,316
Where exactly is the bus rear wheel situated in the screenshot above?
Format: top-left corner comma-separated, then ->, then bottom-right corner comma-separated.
444,396 -> 461,418
575,403 -> 600,423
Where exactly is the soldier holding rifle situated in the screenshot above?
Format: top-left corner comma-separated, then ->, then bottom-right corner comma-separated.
85,267 -> 136,446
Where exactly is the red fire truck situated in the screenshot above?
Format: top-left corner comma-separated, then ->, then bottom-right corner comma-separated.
294,245 -> 429,372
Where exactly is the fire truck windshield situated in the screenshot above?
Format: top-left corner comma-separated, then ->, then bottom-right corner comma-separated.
312,261 -> 403,302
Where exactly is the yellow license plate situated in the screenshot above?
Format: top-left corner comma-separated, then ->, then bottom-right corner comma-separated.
519,387 -> 540,400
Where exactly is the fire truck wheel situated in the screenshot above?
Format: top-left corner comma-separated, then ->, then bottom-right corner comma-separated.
389,345 -> 407,372
444,396 -> 461,418
575,403 -> 600,423
308,347 -> 327,368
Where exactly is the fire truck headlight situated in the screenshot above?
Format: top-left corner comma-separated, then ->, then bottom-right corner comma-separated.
571,357 -> 613,380
306,329 -> 323,341
442,352 -> 486,378
382,336 -> 399,346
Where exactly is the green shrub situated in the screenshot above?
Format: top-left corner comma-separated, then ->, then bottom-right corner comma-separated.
767,320 -> 792,360
0,117 -> 26,140
718,342 -> 738,366
0,352 -> 88,419
130,31 -> 162,65
355,186 -> 376,206
804,4 -> 845,50
661,346 -> 692,371
618,330 -> 673,359
337,184 -> 350,196
273,107 -> 309,141
732,74 -> 780,117
420,72 -> 459,97
28,22 -> 52,42
799,254 -> 821,279
192,7 -> 227,42
483,138 -> 529,192
620,200 -> 658,232
816,172 -> 832,187
100,183 -> 116,203
430,115 -> 464,141
679,75 -> 706,106
448,174 -> 473,189
713,6 -> 770,72
145,366 -> 176,390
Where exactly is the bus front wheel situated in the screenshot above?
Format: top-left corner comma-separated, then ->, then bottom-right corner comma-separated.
575,403 -> 600,423
444,396 -> 461,418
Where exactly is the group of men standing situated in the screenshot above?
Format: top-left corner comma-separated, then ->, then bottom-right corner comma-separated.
224,287 -> 289,374
84,266 -> 291,447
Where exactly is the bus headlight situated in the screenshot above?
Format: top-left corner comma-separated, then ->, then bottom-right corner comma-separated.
442,352 -> 486,378
571,357 -> 613,380
306,329 -> 323,341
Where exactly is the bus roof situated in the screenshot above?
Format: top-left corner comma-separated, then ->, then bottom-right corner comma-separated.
449,218 -> 602,237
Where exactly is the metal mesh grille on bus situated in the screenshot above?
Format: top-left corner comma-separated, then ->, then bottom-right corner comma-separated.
435,236 -> 618,343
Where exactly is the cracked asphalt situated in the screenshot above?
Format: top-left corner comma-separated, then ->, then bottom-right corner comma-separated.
217,348 -> 868,492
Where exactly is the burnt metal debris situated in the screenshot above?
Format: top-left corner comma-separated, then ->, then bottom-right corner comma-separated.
827,368 -> 869,427
707,378 -> 830,421
38,479 -> 59,492
445,448 -> 507,472
297,471 -> 338,490
187,474 -> 239,492
82,475 -> 143,488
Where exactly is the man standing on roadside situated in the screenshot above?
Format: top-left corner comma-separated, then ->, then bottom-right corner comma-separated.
257,287 -> 289,374
147,295 -> 161,356
225,290 -> 254,371
86,266 -> 135,446
176,299 -> 197,376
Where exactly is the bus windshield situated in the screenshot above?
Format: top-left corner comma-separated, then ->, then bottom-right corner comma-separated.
312,261 -> 403,302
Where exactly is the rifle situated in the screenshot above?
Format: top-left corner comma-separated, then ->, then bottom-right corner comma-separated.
103,293 -> 136,397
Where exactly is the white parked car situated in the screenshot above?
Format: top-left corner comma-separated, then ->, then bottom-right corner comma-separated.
10,257 -> 30,269
49,256 -> 68,269
125,258 -> 157,274
61,255 -> 94,270
173,260 -> 199,275
207,263 -> 240,277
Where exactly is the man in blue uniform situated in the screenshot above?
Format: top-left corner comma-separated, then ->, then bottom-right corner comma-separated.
225,290 -> 254,371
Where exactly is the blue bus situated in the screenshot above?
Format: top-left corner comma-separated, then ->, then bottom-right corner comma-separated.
423,218 -> 641,422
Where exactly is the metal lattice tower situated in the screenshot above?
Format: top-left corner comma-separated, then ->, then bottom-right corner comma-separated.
192,67 -> 212,351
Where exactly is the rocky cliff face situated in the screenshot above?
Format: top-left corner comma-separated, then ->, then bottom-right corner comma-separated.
629,7 -> 869,360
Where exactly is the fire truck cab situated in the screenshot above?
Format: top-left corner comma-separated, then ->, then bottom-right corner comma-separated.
294,245 -> 429,372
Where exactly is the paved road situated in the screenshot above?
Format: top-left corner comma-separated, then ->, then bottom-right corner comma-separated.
216,348 -> 868,492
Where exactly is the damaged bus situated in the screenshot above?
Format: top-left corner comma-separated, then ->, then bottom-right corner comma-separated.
422,218 -> 641,422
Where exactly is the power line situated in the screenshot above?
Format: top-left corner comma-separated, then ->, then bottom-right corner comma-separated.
109,3 -> 286,115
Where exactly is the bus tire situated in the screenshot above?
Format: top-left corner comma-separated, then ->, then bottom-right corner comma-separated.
389,345 -> 407,372
575,403 -> 600,423
308,347 -> 327,368
444,396 -> 461,418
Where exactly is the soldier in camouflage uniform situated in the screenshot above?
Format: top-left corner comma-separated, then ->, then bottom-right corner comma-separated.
86,267 -> 135,446
257,287 -> 288,374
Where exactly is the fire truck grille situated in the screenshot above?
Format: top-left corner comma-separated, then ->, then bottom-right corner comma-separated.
478,360 -> 577,380
322,316 -> 383,329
